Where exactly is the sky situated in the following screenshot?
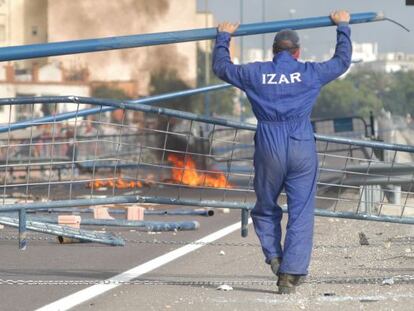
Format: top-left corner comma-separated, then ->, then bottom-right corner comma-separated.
197,0 -> 414,60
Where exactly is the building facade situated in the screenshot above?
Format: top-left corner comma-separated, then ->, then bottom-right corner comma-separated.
47,0 -> 212,95
0,0 -> 48,68
0,0 -> 215,123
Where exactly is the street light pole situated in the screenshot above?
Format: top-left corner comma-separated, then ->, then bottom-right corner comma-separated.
204,0 -> 210,117
240,0 -> 244,121
262,0 -> 266,60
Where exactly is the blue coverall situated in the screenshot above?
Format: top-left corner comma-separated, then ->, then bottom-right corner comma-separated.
212,24 -> 352,275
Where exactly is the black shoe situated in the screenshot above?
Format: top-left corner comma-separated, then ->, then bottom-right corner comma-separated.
270,257 -> 282,276
277,273 -> 304,294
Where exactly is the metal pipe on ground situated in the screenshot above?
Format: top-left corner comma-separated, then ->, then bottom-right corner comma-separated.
0,13 -> 385,62
1,195 -> 413,225
28,208 -> 215,217
0,216 -> 125,246
29,216 -> 200,231
145,209 -> 215,217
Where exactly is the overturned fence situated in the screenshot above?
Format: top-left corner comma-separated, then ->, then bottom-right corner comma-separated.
0,92 -> 414,249
0,11 -> 412,250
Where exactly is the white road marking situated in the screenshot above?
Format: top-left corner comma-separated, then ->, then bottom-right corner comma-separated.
36,218 -> 252,311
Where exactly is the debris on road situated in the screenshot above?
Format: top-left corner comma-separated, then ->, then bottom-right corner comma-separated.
216,284 -> 233,291
359,232 -> 370,245
323,292 -> 336,296
382,278 -> 395,285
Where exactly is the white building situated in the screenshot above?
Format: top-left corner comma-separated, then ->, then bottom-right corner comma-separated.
0,0 -> 214,95
0,0 -> 48,69
370,53 -> 414,72
350,42 -> 414,73
352,42 -> 378,63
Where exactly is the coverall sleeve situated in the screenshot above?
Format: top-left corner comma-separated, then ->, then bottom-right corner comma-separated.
313,24 -> 352,85
212,31 -> 246,90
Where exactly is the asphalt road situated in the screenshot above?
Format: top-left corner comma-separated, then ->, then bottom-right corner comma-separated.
0,208 -> 242,311
73,217 -> 414,311
0,206 -> 413,311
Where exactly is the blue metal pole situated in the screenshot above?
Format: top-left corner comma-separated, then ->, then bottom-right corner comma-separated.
29,216 -> 200,231
0,13 -> 383,62
145,209 -> 215,217
18,208 -> 27,250
32,207 -> 215,216
1,195 -> 413,228
2,94 -> 414,154
239,0 -> 245,122
0,196 -> 141,212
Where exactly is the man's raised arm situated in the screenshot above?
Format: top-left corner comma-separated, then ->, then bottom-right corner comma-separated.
212,22 -> 246,90
313,10 -> 353,85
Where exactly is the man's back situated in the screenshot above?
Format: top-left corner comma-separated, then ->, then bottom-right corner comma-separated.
212,23 -> 352,123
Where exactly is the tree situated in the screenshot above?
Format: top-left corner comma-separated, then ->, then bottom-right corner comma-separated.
92,86 -> 131,100
313,78 -> 382,119
312,69 -> 407,119
383,71 -> 414,116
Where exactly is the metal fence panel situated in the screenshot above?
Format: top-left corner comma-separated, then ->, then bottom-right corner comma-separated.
0,97 -> 412,229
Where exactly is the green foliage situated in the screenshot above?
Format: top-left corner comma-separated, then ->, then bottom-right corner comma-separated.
313,70 -> 414,118
92,86 -> 131,100
383,71 -> 414,116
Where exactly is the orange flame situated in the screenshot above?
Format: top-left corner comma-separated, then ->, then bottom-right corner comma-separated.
167,154 -> 231,188
87,178 -> 145,189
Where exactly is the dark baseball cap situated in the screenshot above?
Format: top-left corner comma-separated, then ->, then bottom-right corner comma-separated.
273,29 -> 300,51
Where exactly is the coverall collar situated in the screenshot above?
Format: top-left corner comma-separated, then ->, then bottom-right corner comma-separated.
272,51 -> 296,63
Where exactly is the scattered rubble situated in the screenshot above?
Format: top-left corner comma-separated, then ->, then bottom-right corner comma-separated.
382,278 -> 395,286
216,284 -> 233,291
358,232 -> 370,245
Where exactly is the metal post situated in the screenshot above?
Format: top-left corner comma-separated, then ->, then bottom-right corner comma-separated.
204,0 -> 211,118
18,208 -> 27,250
241,208 -> 249,237
262,0 -> 266,60
239,0 -> 245,121
370,110 -> 376,137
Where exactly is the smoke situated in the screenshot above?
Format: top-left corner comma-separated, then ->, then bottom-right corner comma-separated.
48,0 -> 170,38
47,0 -> 189,94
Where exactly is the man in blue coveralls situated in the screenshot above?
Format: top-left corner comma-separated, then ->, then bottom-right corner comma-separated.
212,10 -> 352,294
